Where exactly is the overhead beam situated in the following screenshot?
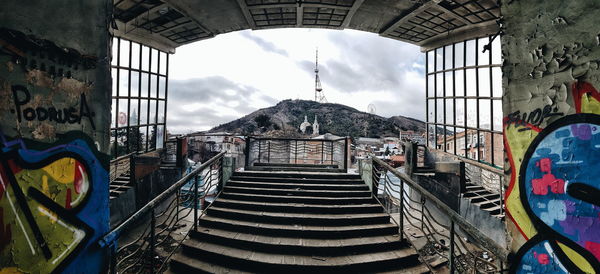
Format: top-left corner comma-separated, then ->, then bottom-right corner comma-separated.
122,3 -> 169,24
341,0 -> 365,28
296,3 -> 304,27
112,23 -> 178,53
380,1 -> 436,35
236,0 -> 257,29
157,20 -> 195,34
163,0 -> 215,38
434,3 -> 471,25
245,3 -> 352,10
418,20 -> 499,52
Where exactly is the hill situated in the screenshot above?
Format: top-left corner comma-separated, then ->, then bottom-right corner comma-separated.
209,99 -> 426,138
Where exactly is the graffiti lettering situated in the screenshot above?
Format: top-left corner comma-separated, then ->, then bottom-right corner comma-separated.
505,105 -> 563,131
0,132 -> 109,273
507,81 -> 600,273
11,85 -> 96,129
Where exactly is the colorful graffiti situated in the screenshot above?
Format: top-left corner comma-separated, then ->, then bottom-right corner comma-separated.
506,81 -> 600,273
0,132 -> 109,273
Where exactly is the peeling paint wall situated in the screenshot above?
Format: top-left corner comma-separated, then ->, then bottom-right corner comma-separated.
0,0 -> 112,273
501,0 -> 600,272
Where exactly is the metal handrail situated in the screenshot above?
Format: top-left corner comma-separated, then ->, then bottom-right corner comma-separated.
370,157 -> 509,271
99,151 -> 226,248
247,136 -> 348,142
245,136 -> 349,171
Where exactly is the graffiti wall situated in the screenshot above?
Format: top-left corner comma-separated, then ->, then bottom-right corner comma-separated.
502,0 -> 600,273
0,1 -> 111,272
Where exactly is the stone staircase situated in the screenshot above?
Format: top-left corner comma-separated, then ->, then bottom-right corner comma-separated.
463,183 -> 504,219
170,168 -> 429,273
109,172 -> 133,201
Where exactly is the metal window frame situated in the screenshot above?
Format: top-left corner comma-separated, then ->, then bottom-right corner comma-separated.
110,37 -> 169,159
425,36 -> 502,168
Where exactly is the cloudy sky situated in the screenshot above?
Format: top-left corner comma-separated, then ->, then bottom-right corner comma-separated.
168,28 -> 425,134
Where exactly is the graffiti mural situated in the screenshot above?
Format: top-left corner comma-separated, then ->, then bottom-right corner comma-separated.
506,81 -> 600,273
0,132 -> 109,273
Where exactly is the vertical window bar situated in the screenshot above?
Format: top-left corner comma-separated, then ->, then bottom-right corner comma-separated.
425,51 -> 429,148
163,53 -> 169,148
137,42 -> 143,153
146,47 -> 152,152
434,49 -> 438,149
463,40 -> 467,156
443,46 -> 447,152
452,43 -> 457,156
115,38 -> 121,158
489,35 -> 496,166
126,40 -> 132,154
475,38 -> 480,162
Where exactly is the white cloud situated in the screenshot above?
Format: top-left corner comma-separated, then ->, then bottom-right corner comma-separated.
167,29 -> 424,134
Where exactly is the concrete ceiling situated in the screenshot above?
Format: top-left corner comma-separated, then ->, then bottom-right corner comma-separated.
112,0 -> 501,53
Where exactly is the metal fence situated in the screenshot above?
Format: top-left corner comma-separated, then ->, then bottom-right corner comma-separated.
109,152 -> 135,183
99,151 -> 226,273
371,157 -> 508,273
244,136 -> 349,170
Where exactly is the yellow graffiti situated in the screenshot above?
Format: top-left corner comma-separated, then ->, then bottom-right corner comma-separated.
0,267 -> 21,274
558,242 -> 594,273
41,158 -> 76,184
504,123 -> 539,239
0,157 -> 89,273
581,93 -> 600,114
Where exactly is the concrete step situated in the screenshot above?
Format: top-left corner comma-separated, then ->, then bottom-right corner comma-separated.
223,186 -> 371,198
469,193 -> 500,203
253,163 -> 339,168
219,192 -> 375,205
233,171 -> 361,180
190,228 -> 407,256
171,240 -> 420,273
246,166 -> 345,173
463,189 -> 490,198
226,180 -> 369,191
206,206 -> 391,226
212,198 -> 383,214
229,175 -> 365,185
197,216 -> 399,239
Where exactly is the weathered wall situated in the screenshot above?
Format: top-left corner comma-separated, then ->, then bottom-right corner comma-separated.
502,0 -> 600,272
0,1 -> 112,273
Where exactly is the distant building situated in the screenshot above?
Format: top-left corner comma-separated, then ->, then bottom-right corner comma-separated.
399,130 -> 425,144
438,130 -> 503,166
299,115 -> 320,136
187,132 -> 246,166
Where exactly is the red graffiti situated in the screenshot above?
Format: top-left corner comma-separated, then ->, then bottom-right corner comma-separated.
585,241 -> 600,261
65,188 -> 72,210
532,158 -> 565,195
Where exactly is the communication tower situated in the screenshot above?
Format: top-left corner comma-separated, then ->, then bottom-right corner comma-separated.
314,49 -> 327,103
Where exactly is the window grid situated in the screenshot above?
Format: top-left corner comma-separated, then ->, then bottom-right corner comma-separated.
111,37 -> 169,159
426,36 -> 503,168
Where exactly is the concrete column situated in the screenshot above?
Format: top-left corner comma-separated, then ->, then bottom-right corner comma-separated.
502,0 -> 600,272
0,1 -> 112,273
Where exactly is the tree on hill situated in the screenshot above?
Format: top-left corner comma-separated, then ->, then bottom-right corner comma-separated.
254,114 -> 272,129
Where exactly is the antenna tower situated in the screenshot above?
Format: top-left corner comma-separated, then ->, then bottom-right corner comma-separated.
314,48 -> 327,103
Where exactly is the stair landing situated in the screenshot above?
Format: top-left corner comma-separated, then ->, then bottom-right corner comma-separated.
169,167 -> 429,273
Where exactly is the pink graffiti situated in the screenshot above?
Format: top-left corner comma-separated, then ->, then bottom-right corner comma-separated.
532,158 -> 565,195
534,251 -> 550,265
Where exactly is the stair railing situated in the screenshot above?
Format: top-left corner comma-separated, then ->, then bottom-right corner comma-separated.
244,136 -> 350,171
109,152 -> 135,183
99,151 -> 227,274
370,156 -> 508,273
